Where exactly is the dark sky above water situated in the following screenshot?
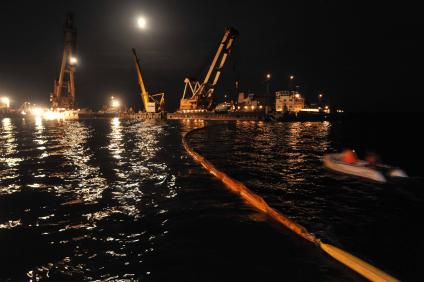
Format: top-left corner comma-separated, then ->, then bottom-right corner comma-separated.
0,0 -> 422,112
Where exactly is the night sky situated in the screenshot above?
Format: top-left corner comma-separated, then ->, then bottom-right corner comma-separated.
0,0 -> 421,112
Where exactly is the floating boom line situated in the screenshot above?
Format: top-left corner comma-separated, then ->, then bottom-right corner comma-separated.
182,125 -> 399,282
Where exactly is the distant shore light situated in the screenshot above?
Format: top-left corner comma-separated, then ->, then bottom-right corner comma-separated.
31,107 -> 44,117
111,99 -> 120,108
1,97 -> 10,108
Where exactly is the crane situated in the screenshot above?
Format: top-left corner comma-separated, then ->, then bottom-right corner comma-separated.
179,27 -> 239,111
51,13 -> 77,109
132,48 -> 165,113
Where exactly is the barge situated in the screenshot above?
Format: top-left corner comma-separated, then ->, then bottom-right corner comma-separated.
167,111 -> 266,121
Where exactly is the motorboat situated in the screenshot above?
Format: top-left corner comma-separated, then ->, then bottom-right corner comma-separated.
323,153 -> 408,183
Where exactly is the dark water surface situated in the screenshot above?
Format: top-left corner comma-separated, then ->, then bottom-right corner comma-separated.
1,116 -> 422,281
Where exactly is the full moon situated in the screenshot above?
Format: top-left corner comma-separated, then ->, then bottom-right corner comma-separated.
137,17 -> 146,29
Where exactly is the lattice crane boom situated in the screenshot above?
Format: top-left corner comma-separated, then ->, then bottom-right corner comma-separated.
179,27 -> 238,111
132,48 -> 165,113
51,13 -> 77,109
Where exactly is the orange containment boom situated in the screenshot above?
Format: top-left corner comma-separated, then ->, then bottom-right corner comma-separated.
182,126 -> 399,282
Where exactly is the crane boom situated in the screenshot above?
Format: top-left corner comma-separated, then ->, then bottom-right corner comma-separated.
179,27 -> 238,111
202,29 -> 231,85
132,48 -> 150,112
51,13 -> 77,109
132,48 -> 165,113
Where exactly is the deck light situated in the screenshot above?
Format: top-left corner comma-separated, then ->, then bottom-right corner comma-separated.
70,57 -> 78,65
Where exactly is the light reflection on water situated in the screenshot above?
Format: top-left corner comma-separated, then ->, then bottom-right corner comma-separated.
185,120 -> 423,281
188,121 -> 337,231
0,118 -> 22,193
0,118 -> 177,280
109,117 -> 124,161
59,120 -> 108,204
3,118 -> 419,281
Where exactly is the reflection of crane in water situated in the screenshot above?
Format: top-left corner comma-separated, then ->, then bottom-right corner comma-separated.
179,27 -> 238,111
50,13 -> 77,109
132,48 -> 165,113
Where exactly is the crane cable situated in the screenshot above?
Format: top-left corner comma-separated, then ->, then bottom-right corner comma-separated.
182,125 -> 399,282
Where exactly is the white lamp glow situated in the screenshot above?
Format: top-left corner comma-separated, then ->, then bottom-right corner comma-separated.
111,99 -> 120,108
1,97 -> 10,108
137,17 -> 147,29
70,57 -> 78,65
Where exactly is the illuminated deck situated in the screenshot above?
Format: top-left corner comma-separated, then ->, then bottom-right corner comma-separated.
167,112 -> 266,121
120,112 -> 165,120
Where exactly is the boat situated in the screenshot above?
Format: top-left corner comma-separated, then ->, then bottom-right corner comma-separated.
214,102 -> 232,113
323,153 -> 408,183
